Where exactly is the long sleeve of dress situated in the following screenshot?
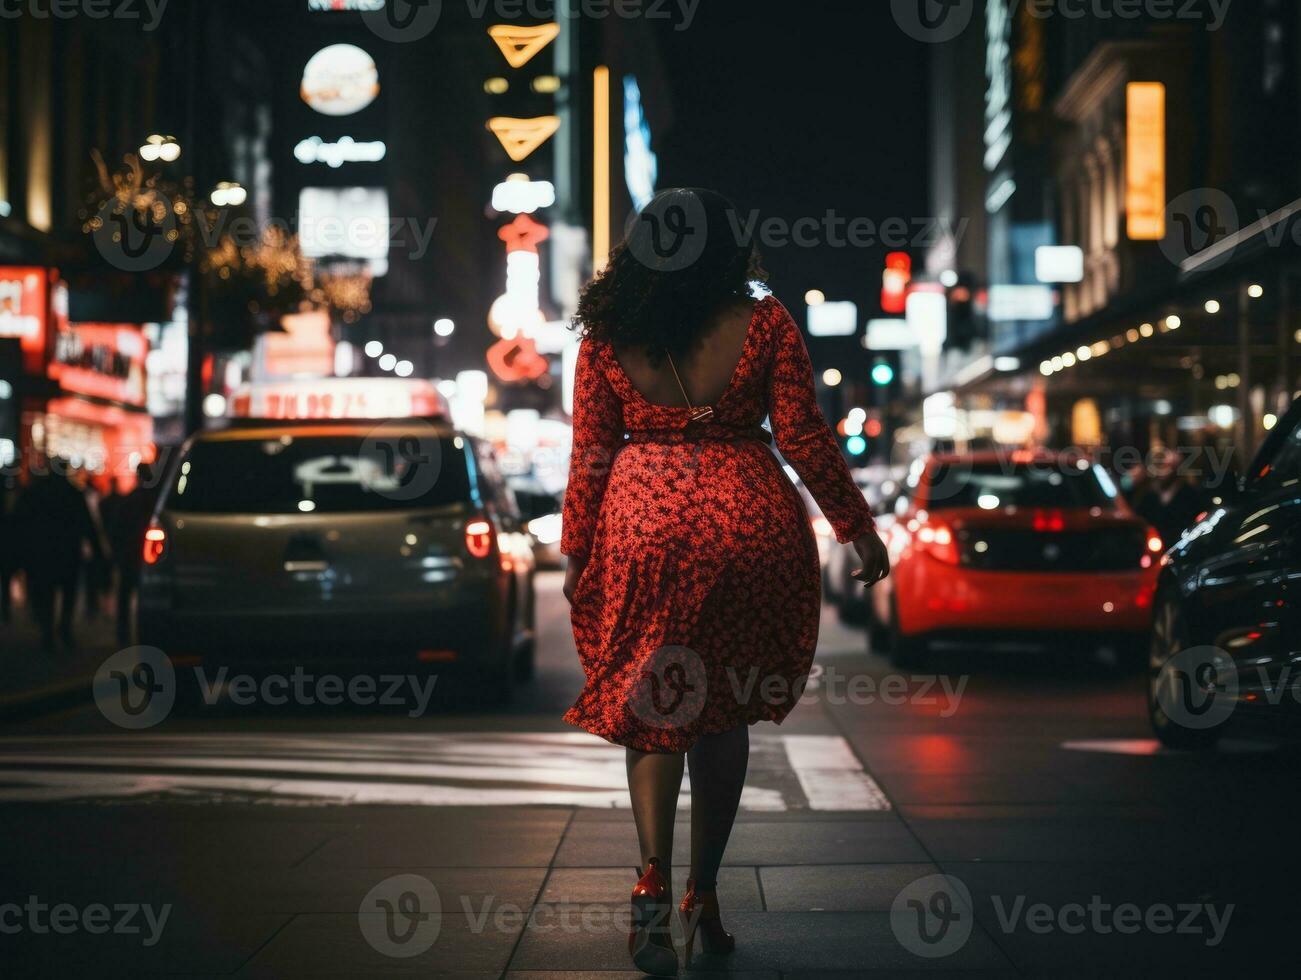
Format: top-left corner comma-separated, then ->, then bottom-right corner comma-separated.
561,340 -> 626,560
767,303 -> 876,543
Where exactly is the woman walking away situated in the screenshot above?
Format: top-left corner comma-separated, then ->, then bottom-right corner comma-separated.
562,188 -> 890,975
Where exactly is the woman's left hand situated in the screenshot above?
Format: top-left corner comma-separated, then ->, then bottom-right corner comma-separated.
850,529 -> 891,587
563,557 -> 588,605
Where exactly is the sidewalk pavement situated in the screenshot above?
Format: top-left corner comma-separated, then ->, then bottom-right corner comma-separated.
2,586 -> 1295,975
0,799 -> 1015,977
0,604 -> 117,718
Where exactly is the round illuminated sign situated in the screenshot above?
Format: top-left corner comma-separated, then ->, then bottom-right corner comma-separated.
300,44 -> 380,117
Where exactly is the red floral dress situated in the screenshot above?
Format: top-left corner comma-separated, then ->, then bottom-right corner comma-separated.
562,296 -> 875,752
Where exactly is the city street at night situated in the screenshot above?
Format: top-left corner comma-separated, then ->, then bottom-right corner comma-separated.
5,1 -> 1301,977
2,577 -> 1300,976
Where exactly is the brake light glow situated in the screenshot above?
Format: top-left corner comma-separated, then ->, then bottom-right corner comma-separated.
465,519 -> 494,559
917,523 -> 959,564
143,523 -> 167,565
1032,509 -> 1066,532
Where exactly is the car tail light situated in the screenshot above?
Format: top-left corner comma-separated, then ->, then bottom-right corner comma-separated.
1032,509 -> 1066,532
1140,528 -> 1164,569
916,522 -> 959,564
465,518 -> 494,559
143,522 -> 167,565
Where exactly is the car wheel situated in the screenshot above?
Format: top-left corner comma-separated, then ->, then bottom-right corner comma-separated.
514,638 -> 536,683
1147,593 -> 1221,750
888,599 -> 928,669
472,589 -> 519,706
514,581 -> 537,683
837,593 -> 868,626
867,616 -> 892,655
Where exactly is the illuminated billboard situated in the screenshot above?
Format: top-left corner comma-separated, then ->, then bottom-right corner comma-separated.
298,187 -> 391,275
301,44 -> 380,117
1126,82 -> 1166,241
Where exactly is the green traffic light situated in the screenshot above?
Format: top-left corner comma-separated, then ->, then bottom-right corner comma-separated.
871,362 -> 895,386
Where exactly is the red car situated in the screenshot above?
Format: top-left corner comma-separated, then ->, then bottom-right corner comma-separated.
869,451 -> 1163,666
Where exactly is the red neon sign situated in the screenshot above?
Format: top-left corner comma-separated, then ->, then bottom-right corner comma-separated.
881,252 -> 912,315
48,323 -> 149,407
0,267 -> 50,373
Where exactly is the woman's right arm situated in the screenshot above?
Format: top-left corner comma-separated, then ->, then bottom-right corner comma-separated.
766,300 -> 889,584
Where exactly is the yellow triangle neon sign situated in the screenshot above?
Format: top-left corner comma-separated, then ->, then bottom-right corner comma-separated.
487,115 -> 561,162
488,23 -> 560,69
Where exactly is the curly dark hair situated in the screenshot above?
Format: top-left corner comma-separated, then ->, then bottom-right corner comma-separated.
573,188 -> 767,365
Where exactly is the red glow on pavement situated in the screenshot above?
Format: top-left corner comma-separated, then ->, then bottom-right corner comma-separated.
914,734 -> 964,762
417,650 -> 458,663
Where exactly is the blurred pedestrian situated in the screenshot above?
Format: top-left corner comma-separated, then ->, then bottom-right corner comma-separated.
13,459 -> 103,652
103,462 -> 157,646
1134,449 -> 1208,546
561,189 -> 890,975
81,472 -> 113,622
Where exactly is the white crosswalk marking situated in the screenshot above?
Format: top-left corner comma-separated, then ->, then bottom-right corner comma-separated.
0,732 -> 890,811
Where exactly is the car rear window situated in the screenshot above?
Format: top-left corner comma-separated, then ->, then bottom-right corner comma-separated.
925,461 -> 1117,511
166,434 -> 473,514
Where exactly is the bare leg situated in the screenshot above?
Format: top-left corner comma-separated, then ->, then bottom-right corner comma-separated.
626,748 -> 685,887
687,725 -> 750,890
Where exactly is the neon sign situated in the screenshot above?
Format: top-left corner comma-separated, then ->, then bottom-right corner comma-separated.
881,252 -> 912,315
308,1 -> 384,9
301,44 -> 380,117
1126,82 -> 1166,241
489,215 -> 549,341
492,175 -> 556,215
623,76 -> 658,211
294,136 -> 387,167
984,0 -> 1013,176
0,267 -> 48,373
487,116 -> 561,162
487,23 -> 560,69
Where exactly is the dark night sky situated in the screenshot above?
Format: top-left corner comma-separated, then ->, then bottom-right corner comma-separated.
651,1 -> 931,333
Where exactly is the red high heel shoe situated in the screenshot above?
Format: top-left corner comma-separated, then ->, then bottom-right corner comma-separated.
629,858 -> 678,977
679,879 -> 735,967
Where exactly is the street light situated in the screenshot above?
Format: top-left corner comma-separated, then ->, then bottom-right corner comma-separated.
379,353 -> 397,372
395,360 -> 414,378
805,289 -> 826,307
822,368 -> 842,387
364,341 -> 384,358
434,318 -> 455,337
140,134 -> 181,162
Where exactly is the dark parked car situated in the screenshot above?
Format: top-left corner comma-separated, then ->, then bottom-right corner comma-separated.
1149,398 -> 1301,747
